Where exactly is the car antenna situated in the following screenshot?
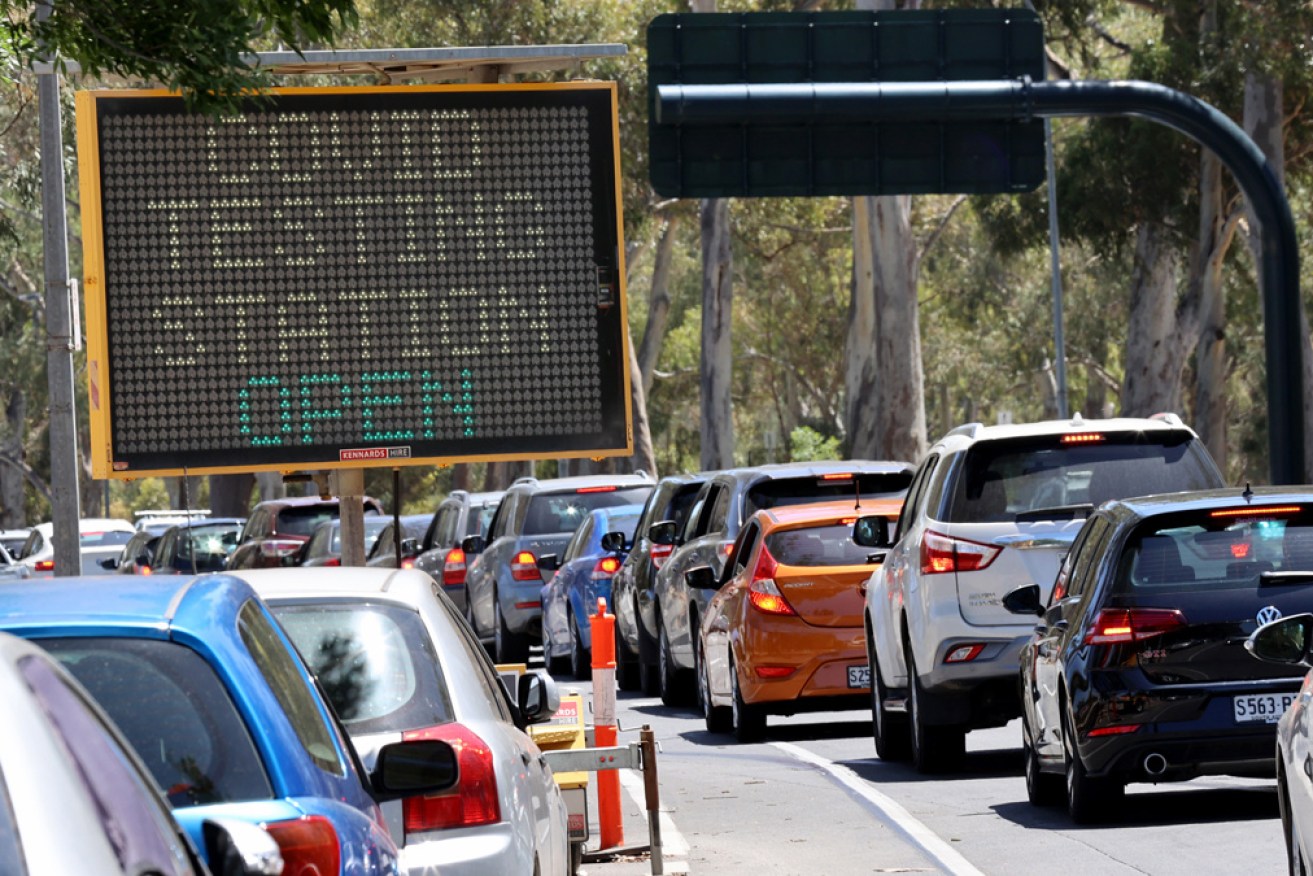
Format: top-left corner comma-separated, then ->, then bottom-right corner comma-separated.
1242,482 -> 1254,503
854,477 -> 862,513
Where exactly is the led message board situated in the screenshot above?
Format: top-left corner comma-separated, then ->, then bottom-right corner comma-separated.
76,84 -> 631,478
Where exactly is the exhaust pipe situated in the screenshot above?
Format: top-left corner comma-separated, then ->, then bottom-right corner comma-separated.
1143,752 -> 1168,778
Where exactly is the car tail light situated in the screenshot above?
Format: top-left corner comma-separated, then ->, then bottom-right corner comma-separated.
34,559 -> 54,572
1084,608 -> 1186,645
651,543 -> 674,569
139,565 -> 153,576
944,643 -> 985,664
259,539 -> 304,559
323,557 -> 340,567
401,558 -> 415,569
264,815 -> 340,876
748,546 -> 796,616
721,541 -> 734,557
442,547 -> 467,586
754,664 -> 796,679
511,551 -> 541,582
1087,724 -> 1142,737
592,556 -> 621,580
920,531 -> 1000,575
402,723 -> 501,831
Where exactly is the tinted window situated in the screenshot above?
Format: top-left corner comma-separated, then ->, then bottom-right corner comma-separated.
731,521 -> 760,576
667,485 -> 703,533
468,502 -> 498,538
947,433 -> 1220,524
744,471 -> 913,519
172,524 -> 242,573
21,654 -> 195,875
41,637 -> 273,807
237,600 -> 342,776
522,487 -> 653,536
275,505 -> 341,537
1112,507 -> 1313,598
606,512 -> 642,542
0,534 -> 26,555
274,601 -> 455,735
706,487 -> 732,533
897,458 -> 937,537
766,523 -> 877,567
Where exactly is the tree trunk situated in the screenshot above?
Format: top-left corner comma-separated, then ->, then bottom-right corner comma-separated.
481,461 -> 507,492
0,390 -> 26,527
209,473 -> 254,518
637,215 -> 679,398
699,197 -> 734,471
451,463 -> 470,492
1120,223 -> 1189,416
1191,148 -> 1231,470
624,323 -> 658,478
1243,72 -> 1309,480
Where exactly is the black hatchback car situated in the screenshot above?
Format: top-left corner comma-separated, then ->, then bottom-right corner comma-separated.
1011,486 -> 1313,823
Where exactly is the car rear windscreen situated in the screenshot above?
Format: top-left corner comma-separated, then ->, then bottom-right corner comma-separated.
766,523 -> 873,567
273,601 -> 455,735
745,472 -> 912,518
41,637 -> 273,807
524,486 -> 654,536
467,502 -> 499,537
946,433 -> 1222,524
275,505 -> 343,537
78,530 -> 134,547
1111,506 -> 1313,597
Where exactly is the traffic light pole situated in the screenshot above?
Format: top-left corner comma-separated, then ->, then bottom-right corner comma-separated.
656,79 -> 1304,485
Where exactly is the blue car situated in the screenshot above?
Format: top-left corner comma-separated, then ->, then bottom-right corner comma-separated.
540,504 -> 644,678
0,574 -> 456,875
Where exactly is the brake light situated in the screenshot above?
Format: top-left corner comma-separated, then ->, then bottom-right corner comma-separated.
1210,505 -> 1302,518
1230,542 -> 1251,559
442,547 -> 467,586
944,643 -> 985,664
651,543 -> 673,569
1084,608 -> 1186,645
402,723 -> 500,831
401,558 -> 415,569
34,560 -> 54,572
139,565 -> 153,576
721,541 -> 734,557
324,557 -> 340,567
754,664 -> 796,679
920,531 -> 1000,575
259,539 -> 304,559
748,545 -> 796,616
264,815 -> 340,876
1061,433 -> 1106,444
820,472 -> 854,481
511,551 -> 541,582
592,556 -> 621,579
1087,724 -> 1142,737
577,485 -> 618,493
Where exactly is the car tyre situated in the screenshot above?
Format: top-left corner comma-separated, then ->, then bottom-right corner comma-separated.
638,612 -> 661,696
1023,715 -> 1063,807
569,613 -> 590,680
494,591 -> 530,664
906,641 -> 964,773
1063,705 -> 1122,824
697,633 -> 732,734
569,841 -> 584,876
616,623 -> 640,691
658,616 -> 691,707
871,642 -> 910,762
730,655 -> 766,743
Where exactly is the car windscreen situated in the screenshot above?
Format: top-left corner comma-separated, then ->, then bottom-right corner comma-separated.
523,487 -> 654,536
275,505 -> 341,537
1110,505 -> 1313,598
945,433 -> 1221,524
744,472 -> 912,519
40,637 -> 274,808
766,523 -> 873,567
273,600 -> 455,735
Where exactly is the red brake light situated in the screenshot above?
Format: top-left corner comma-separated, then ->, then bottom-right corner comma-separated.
264,815 -> 340,876
1230,542 -> 1251,559
754,664 -> 797,679
944,643 -> 986,664
443,547 -> 467,586
820,473 -> 854,481
323,557 -> 340,567
1084,608 -> 1186,645
34,560 -> 54,572
576,485 -> 618,493
402,724 -> 500,831
748,545 -> 795,616
1210,505 -> 1303,519
1061,432 -> 1106,444
401,558 -> 415,569
1087,724 -> 1143,737
651,543 -> 673,569
920,531 -> 1000,575
511,551 -> 541,582
592,556 -> 621,579
259,538 -> 304,558
139,566 -> 153,576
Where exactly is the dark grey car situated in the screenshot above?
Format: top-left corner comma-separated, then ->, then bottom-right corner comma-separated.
412,490 -> 503,615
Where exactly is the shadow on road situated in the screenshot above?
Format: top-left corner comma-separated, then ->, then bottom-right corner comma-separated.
838,745 -> 1025,784
987,782 -> 1278,831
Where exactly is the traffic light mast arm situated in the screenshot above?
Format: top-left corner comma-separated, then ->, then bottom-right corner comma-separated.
656,79 -> 1303,485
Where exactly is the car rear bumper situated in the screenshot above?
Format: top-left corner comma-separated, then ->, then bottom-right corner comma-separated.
502,581 -> 544,636
399,822 -> 526,876
738,622 -> 869,708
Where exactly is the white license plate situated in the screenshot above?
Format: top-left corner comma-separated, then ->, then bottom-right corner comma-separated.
1233,693 -> 1297,724
847,665 -> 871,689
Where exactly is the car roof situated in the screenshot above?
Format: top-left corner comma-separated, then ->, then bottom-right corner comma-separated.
0,574 -> 251,630
228,566 -> 432,602
934,415 -> 1197,449
444,490 -> 504,505
711,459 -> 913,488
1102,485 -> 1313,522
508,473 -> 655,494
166,517 -> 245,531
757,497 -> 905,529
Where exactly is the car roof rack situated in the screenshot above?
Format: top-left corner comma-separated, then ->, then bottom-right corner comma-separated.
944,422 -> 984,440
1148,411 -> 1185,427
512,476 -> 539,487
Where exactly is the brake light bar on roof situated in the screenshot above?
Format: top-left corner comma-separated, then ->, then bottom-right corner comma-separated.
1209,506 -> 1303,519
1061,433 -> 1106,444
576,485 -> 618,493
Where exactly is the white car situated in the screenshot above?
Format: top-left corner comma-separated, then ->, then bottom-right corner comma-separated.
16,518 -> 136,577
233,566 -> 571,876
0,543 -> 28,582
864,415 -> 1224,772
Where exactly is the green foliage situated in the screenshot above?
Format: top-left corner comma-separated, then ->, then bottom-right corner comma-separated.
788,426 -> 840,463
1,0 -> 357,114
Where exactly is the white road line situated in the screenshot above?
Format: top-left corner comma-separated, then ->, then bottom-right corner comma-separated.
770,741 -> 985,876
618,766 -> 691,858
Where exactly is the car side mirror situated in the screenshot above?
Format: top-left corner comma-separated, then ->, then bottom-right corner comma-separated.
400,537 -> 420,556
461,535 -> 486,555
852,515 -> 894,549
517,671 -> 560,727
202,817 -> 284,876
648,520 -> 678,546
1002,583 -> 1044,617
601,530 -> 628,553
1246,613 -> 1313,667
369,738 -> 460,803
537,553 -> 560,572
99,556 -> 119,570
135,552 -> 152,567
685,565 -> 720,591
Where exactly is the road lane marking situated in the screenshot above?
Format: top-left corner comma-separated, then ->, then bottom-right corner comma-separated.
770,741 -> 985,876
619,766 -> 691,859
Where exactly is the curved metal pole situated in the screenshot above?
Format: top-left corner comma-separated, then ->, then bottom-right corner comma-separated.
656,80 -> 1304,482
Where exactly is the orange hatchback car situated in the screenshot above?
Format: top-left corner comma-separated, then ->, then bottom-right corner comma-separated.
688,499 -> 902,741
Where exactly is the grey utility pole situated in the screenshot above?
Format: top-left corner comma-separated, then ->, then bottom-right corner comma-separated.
37,3 -> 82,576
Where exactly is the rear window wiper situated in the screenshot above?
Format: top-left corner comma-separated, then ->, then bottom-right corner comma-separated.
1260,570 -> 1313,586
1014,503 -> 1095,523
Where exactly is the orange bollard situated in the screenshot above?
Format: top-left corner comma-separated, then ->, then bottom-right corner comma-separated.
590,596 -> 623,849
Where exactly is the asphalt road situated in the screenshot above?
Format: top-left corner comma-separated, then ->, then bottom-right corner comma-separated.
580,684 -> 1287,876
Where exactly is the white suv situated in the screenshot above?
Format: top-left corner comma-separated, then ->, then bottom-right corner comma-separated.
864,415 -> 1224,772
